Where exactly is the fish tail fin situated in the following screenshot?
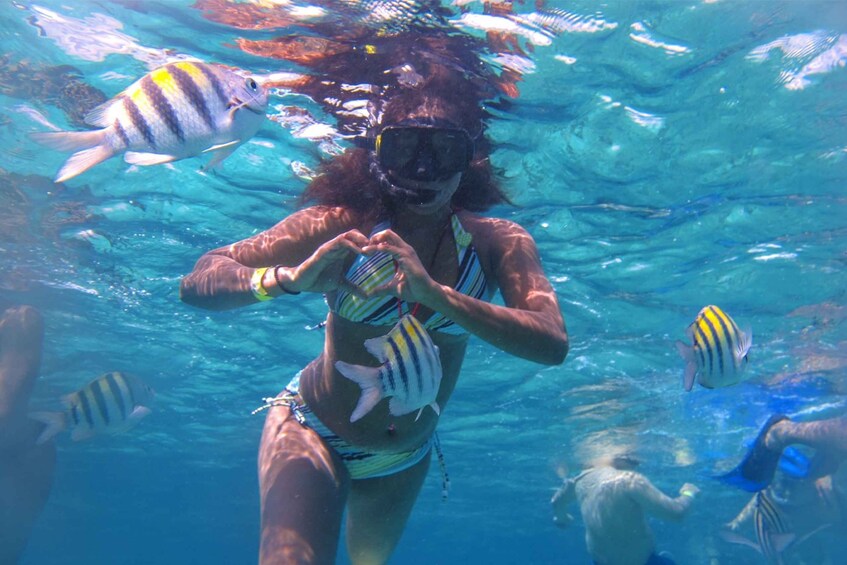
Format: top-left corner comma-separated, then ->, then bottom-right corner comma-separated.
334,361 -> 383,423
675,340 -> 697,391
30,130 -> 104,152
31,130 -> 114,183
29,411 -> 67,445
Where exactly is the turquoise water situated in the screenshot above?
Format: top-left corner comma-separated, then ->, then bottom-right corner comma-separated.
1,0 -> 845,563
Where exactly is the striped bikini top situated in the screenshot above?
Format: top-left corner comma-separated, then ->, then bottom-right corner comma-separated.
331,214 -> 491,335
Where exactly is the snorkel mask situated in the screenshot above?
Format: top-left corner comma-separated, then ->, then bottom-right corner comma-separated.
375,119 -> 474,182
363,119 -> 475,206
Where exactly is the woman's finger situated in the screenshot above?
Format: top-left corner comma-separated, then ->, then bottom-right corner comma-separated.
361,242 -> 396,257
342,229 -> 370,247
367,229 -> 408,248
314,238 -> 365,267
332,238 -> 366,256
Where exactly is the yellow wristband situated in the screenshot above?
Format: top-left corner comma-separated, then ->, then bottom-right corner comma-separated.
681,489 -> 696,499
250,267 -> 273,301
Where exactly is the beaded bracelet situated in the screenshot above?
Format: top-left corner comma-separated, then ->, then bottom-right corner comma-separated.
273,265 -> 301,295
250,267 -> 273,301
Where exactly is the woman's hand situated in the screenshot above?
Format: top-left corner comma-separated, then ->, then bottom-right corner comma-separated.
285,229 -> 369,295
363,229 -> 439,304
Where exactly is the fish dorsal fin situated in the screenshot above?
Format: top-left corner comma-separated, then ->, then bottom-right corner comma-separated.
84,96 -> 123,127
363,334 -> 390,362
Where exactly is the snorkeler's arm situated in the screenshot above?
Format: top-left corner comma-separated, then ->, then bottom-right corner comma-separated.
426,218 -> 567,365
629,474 -> 697,522
551,478 -> 578,528
179,207 -> 367,310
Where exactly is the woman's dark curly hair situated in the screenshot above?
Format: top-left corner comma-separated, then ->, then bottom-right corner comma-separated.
301,51 -> 511,218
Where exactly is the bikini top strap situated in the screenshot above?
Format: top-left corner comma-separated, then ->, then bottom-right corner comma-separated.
451,213 -> 473,253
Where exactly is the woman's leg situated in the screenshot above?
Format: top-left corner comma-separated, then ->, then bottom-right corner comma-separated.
769,417 -> 847,453
258,403 -> 351,565
345,451 -> 432,565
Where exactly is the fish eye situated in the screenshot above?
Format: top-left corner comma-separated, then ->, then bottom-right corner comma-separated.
246,78 -> 258,91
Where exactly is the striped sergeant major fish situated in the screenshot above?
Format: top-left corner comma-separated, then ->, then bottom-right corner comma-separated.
31,371 -> 155,444
31,61 -> 268,183
335,314 -> 442,423
720,490 -> 830,565
675,305 -> 752,391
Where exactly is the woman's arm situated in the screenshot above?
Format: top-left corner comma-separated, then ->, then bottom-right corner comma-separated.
365,217 -> 568,365
179,206 -> 367,311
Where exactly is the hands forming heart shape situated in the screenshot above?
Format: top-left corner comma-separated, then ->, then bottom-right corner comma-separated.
289,229 -> 437,306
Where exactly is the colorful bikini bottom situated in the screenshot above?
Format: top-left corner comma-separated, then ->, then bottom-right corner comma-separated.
254,373 -> 448,497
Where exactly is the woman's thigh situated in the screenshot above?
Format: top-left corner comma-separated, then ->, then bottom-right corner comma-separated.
345,451 -> 432,565
258,404 -> 351,565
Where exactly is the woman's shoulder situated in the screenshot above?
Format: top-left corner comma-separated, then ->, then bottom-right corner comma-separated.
456,211 -> 533,250
286,205 -> 374,234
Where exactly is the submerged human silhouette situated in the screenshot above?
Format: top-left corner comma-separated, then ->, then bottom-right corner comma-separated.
0,305 -> 56,564
552,454 -> 698,565
720,414 -> 847,492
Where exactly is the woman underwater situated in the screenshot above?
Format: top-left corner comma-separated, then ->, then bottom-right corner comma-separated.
179,59 -> 568,564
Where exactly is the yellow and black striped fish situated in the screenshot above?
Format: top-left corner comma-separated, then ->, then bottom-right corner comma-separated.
31,371 -> 155,444
31,61 -> 268,183
335,314 -> 442,423
675,305 -> 752,391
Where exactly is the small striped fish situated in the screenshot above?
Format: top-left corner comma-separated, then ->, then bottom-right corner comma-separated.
720,490 -> 828,565
31,371 -> 155,444
753,491 -> 793,564
675,305 -> 752,391
31,61 -> 268,183
335,314 -> 442,423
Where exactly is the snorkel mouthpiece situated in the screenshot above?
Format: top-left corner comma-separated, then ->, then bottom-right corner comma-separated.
369,154 -> 424,204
